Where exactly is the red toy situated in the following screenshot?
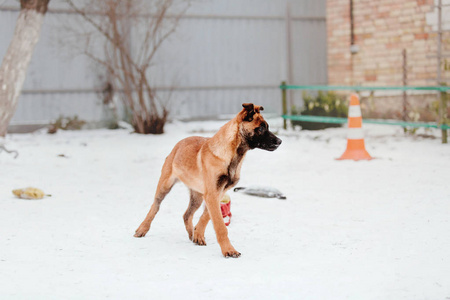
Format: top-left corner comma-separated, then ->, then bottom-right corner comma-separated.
220,194 -> 232,226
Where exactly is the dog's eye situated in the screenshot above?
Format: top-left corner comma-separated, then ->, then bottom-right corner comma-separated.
255,126 -> 265,135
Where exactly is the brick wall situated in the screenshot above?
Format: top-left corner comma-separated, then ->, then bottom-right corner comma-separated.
327,0 -> 450,122
327,0 -> 449,86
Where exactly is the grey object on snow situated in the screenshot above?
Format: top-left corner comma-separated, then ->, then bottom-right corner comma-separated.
233,185 -> 286,200
0,144 -> 18,159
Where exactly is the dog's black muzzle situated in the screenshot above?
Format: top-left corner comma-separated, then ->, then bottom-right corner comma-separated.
253,131 -> 282,151
263,132 -> 282,151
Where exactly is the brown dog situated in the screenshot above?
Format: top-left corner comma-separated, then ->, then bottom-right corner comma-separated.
134,103 -> 282,257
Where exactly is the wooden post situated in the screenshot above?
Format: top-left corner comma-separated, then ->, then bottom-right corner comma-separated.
402,50 -> 408,120
402,49 -> 408,133
437,0 -> 447,143
281,81 -> 287,130
441,90 -> 448,144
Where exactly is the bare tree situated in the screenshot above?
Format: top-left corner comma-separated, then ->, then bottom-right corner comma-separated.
0,0 -> 51,137
65,0 -> 189,134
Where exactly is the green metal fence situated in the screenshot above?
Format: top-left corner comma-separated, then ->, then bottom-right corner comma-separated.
280,84 -> 450,92
280,83 -> 450,143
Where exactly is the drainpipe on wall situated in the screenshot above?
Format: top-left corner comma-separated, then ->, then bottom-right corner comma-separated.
350,0 -> 359,54
349,0 -> 358,86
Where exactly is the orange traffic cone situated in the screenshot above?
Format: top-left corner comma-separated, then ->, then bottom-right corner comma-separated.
337,94 -> 372,161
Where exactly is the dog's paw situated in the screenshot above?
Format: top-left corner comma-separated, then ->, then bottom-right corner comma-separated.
192,232 -> 207,246
134,225 -> 149,238
221,244 -> 241,258
223,249 -> 241,258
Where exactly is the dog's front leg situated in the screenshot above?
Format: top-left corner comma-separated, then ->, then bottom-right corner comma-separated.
193,205 -> 210,245
204,189 -> 241,258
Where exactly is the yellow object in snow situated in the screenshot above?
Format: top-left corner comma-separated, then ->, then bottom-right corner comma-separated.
12,187 -> 48,200
221,193 -> 231,204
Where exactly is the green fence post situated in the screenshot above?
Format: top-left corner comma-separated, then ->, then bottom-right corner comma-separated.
281,81 -> 287,130
440,90 -> 448,144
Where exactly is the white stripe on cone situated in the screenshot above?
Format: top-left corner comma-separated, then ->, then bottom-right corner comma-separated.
347,128 -> 364,140
348,106 -> 362,118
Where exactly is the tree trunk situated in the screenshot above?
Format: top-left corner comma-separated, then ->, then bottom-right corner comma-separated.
0,0 -> 49,137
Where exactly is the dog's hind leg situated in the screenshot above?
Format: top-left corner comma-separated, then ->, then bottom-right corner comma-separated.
134,171 -> 177,238
192,205 -> 210,246
183,190 -> 203,241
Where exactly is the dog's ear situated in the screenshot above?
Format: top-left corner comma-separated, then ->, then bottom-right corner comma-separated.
242,103 -> 254,112
241,103 -> 255,122
254,106 -> 264,113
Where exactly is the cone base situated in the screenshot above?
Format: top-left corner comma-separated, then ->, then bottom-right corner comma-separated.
337,139 -> 373,161
337,149 -> 372,161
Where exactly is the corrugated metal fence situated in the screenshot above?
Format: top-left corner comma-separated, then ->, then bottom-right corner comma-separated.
0,0 -> 327,129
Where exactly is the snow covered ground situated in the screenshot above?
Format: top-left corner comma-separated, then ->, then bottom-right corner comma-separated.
1,119 -> 450,300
